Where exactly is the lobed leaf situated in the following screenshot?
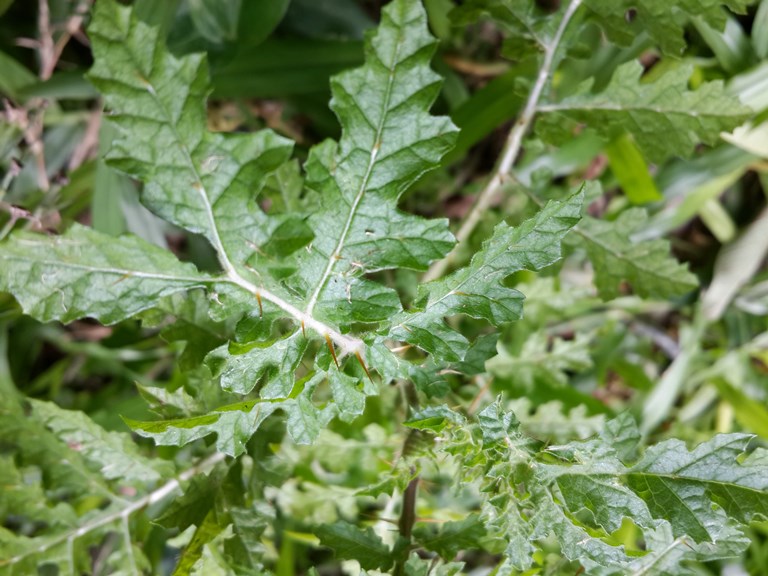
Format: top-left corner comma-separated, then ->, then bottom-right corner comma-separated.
576,209 -> 698,300
30,399 -> 173,484
87,0 -> 294,273
284,0 -> 458,327
584,0 -> 752,55
442,408 -> 768,573
0,224 -> 207,324
389,188 -> 583,362
537,61 -> 751,163
314,521 -> 394,571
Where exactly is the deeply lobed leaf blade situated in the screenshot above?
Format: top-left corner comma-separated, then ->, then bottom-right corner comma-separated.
389,188 -> 583,362
87,0 -> 294,273
0,225 -> 207,324
287,0 -> 459,326
537,61 -> 751,163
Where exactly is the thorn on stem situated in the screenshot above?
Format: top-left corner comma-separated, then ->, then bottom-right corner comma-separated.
325,334 -> 340,368
301,320 -> 306,338
255,292 -> 263,318
355,351 -> 373,383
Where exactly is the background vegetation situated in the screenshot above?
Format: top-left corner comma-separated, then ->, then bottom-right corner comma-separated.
1,0 -> 768,574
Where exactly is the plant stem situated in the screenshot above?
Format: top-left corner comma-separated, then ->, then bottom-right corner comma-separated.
226,274 -> 364,358
423,0 -> 583,282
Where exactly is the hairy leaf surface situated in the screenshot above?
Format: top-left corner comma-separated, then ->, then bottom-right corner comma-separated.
88,2 -> 294,272
0,225 -> 207,324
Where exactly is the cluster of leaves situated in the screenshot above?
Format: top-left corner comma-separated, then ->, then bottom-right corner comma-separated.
1,0 -> 768,574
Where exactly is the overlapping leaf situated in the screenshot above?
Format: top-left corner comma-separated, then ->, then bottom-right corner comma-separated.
0,224 -> 207,324
443,408 -> 768,573
450,0 -> 561,52
284,0 -> 458,327
88,2 -> 294,271
0,0 -> 461,454
0,379 -> 166,574
576,209 -> 698,299
536,61 -> 751,163
388,189 -> 583,362
30,399 -> 173,483
584,0 -> 751,55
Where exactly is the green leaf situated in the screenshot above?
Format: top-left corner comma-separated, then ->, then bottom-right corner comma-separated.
390,188 -> 583,362
315,521 -> 393,571
87,0 -> 294,275
126,400 -> 279,457
206,331 -> 308,396
0,224 -> 207,324
540,424 -> 768,550
575,209 -> 699,300
29,0 -> 463,457
284,0 -> 458,327
173,510 -> 226,576
477,397 -> 520,447
455,412 -> 768,573
211,38 -> 364,99
329,370 -> 378,423
30,399 -> 173,484
537,61 -> 752,163
404,405 -> 466,432
584,0 -> 752,55
413,514 -> 487,559
605,132 -> 662,204
487,332 -> 593,390
627,435 -> 768,540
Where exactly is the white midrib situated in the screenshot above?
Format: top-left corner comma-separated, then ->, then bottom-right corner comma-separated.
141,72 -> 364,356
1,452 -> 226,570
303,36 -> 401,318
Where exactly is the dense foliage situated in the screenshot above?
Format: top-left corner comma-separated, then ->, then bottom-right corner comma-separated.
1,0 -> 768,574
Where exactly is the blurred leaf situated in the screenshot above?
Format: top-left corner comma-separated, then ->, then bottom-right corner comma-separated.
445,67 -> 526,163
642,322 -> 703,435
722,121 -> 768,158
703,207 -> 768,321
188,0 -> 242,44
712,377 -> 768,439
0,50 -> 37,100
211,39 -> 363,98
315,521 -> 393,571
584,0 -> 751,55
754,0 -> 768,59
280,0 -> 373,39
16,72 -> 98,100
728,59 -> 768,111
576,210 -> 698,300
134,0 -> 181,33
488,332 -> 593,391
605,132 -> 661,204
93,120 -> 128,236
537,61 -> 752,163
692,14 -> 752,73
414,514 -> 487,558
